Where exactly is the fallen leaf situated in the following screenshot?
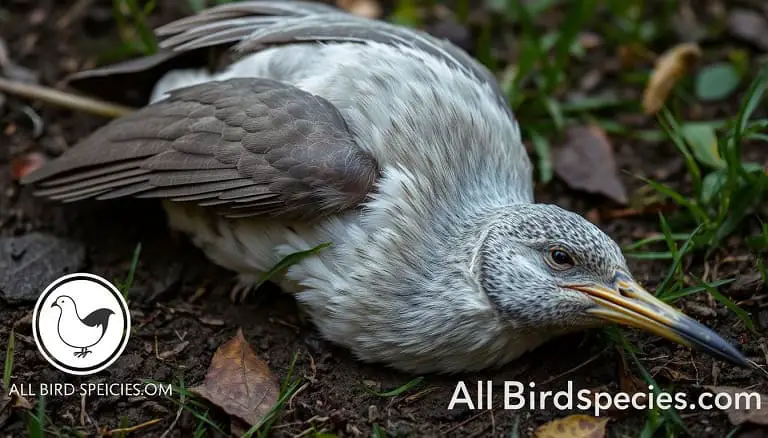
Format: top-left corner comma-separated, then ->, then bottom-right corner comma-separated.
534,415 -> 609,438
0,233 -> 86,304
191,329 -> 279,427
10,152 -> 47,181
728,9 -> 768,51
680,122 -> 725,169
553,125 -> 628,204
12,394 -> 32,409
642,43 -> 702,115
695,63 -> 741,101
336,0 -> 382,19
705,386 -> 768,426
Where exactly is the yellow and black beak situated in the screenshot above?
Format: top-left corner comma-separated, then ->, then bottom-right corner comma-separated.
568,272 -> 753,368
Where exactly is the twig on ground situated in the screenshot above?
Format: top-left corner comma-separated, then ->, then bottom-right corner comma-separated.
159,404 -> 183,438
0,77 -> 133,118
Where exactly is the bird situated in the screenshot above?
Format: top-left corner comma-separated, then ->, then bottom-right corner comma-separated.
50,295 -> 114,358
19,1 -> 754,373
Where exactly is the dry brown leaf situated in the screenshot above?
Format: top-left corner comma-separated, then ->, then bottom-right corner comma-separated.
191,329 -> 279,427
705,386 -> 768,426
534,415 -> 609,438
642,43 -> 702,115
553,125 -> 628,204
336,0 -> 382,19
12,394 -> 32,410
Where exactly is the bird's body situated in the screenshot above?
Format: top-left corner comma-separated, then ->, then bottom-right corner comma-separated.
155,41 -> 538,372
22,1 -> 753,373
51,296 -> 113,357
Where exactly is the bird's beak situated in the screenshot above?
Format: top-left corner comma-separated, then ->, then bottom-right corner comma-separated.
51,302 -> 58,308
568,271 -> 752,368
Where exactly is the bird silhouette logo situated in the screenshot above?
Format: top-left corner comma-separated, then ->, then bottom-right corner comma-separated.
33,273 -> 130,376
50,295 -> 115,358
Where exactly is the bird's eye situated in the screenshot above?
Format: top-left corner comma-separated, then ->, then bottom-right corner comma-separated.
547,248 -> 575,270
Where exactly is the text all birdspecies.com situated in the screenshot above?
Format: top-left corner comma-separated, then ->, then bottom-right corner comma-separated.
8,382 -> 173,398
447,381 -> 762,416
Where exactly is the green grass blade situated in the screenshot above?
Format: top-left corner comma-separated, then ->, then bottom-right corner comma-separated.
4,330 -> 14,390
125,0 -> 157,54
655,223 -> 704,297
639,176 -> 708,224
547,0 -> 596,91
660,279 -> 734,303
623,233 -> 692,252
254,243 -> 332,290
621,336 -> 688,434
659,108 -> 703,196
732,62 -> 768,150
528,129 -> 553,183
709,175 -> 767,250
691,274 -> 753,330
26,395 -> 45,438
626,251 -> 675,260
364,377 -> 424,397
544,98 -> 565,133
119,242 -> 142,298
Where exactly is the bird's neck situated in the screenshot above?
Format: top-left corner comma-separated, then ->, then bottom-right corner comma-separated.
335,192 -> 554,371
58,307 -> 82,326
364,169 -> 528,301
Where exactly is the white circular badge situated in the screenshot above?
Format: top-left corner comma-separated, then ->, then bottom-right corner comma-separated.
32,273 -> 131,376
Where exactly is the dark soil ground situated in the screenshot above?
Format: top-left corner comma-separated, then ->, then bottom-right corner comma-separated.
1,0 -> 767,437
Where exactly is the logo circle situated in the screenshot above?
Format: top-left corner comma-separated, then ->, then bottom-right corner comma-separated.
32,273 -> 130,376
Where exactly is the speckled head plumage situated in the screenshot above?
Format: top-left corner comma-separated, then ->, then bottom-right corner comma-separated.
479,204 -> 627,331
472,202 -> 751,371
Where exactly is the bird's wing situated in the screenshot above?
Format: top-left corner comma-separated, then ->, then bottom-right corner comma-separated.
68,1 -> 508,111
22,78 -> 379,220
80,308 -> 114,328
155,1 -> 508,110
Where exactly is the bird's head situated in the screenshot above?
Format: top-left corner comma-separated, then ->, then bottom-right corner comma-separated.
51,295 -> 75,311
478,203 -> 750,368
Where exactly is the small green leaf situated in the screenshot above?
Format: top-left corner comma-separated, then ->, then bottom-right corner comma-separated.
695,63 -> 741,101
372,424 -> 387,438
680,123 -> 725,169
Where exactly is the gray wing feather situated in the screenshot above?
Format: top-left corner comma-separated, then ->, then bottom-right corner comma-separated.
154,1 -> 507,110
67,1 -> 507,110
23,78 -> 379,220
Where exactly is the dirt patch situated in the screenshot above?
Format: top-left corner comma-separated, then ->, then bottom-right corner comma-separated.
1,1 -> 767,437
